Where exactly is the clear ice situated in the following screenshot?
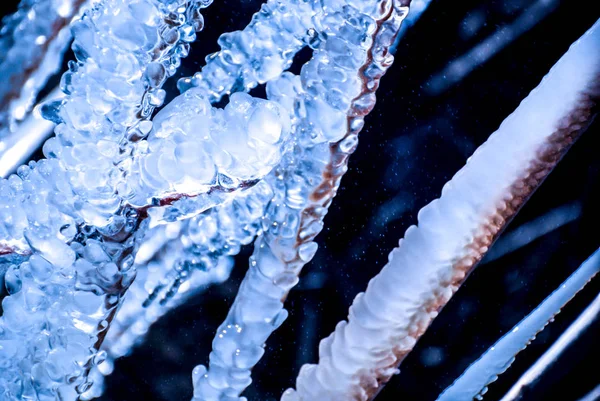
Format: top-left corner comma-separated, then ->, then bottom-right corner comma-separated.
437,248 -> 600,401
0,0 -> 216,398
1,0 -> 598,400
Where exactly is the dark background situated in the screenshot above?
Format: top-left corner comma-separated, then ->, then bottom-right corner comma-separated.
1,1 -> 599,400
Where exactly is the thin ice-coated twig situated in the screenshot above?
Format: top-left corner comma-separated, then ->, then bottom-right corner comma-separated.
577,384 -> 600,401
285,19 -> 600,401
0,88 -> 62,178
426,0 -> 559,95
0,0 -> 91,137
437,249 -> 600,401
178,0 -> 316,100
499,293 -> 600,401
83,257 -> 234,400
483,201 -> 582,263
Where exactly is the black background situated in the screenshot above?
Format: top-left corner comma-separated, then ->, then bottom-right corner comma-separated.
1,1 -> 599,400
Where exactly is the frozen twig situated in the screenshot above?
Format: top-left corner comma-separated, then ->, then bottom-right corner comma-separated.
0,0 -> 91,138
426,0 -> 559,95
499,292 -> 600,401
285,18 -> 600,401
437,249 -> 600,401
192,1 -> 411,400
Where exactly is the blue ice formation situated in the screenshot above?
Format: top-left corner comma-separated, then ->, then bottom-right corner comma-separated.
191,0 -> 410,399
0,0 -> 213,398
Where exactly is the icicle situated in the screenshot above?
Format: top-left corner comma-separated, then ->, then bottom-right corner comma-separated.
284,18 -> 600,401
437,249 -> 600,401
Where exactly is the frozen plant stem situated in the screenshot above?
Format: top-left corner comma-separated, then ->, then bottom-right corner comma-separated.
499,292 -> 600,401
86,0 -> 328,391
284,18 -> 600,401
0,0 -> 91,137
0,0 -> 216,399
426,0 -> 559,95
191,0 -> 411,400
437,248 -> 600,401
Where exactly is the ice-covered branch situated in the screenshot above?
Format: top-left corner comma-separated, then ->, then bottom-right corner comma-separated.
87,182 -> 274,398
437,248 -> 600,401
192,1 -> 411,400
178,0 -> 317,101
284,18 -> 600,401
499,292 -> 600,401
85,0 -> 325,387
0,0 -> 219,398
0,0 -> 90,138
426,0 -> 559,95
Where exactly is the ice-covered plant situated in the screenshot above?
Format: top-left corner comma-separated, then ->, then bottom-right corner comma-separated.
0,0 -> 598,400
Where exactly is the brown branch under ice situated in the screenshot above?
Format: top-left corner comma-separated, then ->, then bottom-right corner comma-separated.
284,18 -> 600,401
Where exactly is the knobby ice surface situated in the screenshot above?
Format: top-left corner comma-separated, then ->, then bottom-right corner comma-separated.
0,0 -> 599,401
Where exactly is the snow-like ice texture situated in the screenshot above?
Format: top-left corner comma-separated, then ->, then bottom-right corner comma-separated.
0,0 -> 90,138
0,0 -> 219,399
191,1 -> 410,400
178,0 -> 317,100
437,248 -> 600,401
283,18 -> 600,401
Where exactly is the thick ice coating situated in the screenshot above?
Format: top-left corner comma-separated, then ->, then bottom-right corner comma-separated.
125,90 -> 291,206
